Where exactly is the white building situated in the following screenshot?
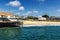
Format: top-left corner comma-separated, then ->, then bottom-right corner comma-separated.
38,16 -> 46,20
0,12 -> 21,22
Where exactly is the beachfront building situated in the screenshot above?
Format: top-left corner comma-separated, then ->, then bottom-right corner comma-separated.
38,17 -> 46,21
49,16 -> 60,21
0,12 -> 14,18
0,12 -> 22,21
0,12 -> 23,27
0,12 -> 21,18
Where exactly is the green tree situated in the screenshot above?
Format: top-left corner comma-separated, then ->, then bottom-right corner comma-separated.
42,14 -> 49,18
27,16 -> 34,19
26,16 -> 38,20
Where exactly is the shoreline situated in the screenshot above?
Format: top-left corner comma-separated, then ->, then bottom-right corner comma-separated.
23,20 -> 60,27
23,24 -> 60,27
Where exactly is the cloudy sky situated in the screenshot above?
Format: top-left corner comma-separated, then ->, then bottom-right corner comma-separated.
0,0 -> 60,17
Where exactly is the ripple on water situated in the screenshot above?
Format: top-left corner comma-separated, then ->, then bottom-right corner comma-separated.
0,26 -> 60,40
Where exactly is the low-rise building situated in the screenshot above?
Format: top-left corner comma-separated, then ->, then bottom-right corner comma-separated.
0,12 -> 14,18
38,17 -> 46,21
0,12 -> 21,18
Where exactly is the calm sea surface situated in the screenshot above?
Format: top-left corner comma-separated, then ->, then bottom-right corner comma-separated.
0,26 -> 60,40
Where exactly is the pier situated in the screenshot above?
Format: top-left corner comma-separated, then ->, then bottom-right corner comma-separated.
0,21 -> 23,27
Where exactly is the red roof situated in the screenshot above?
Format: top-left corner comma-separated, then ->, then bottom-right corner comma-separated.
0,12 -> 14,16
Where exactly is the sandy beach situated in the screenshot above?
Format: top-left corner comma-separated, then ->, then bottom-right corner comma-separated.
23,20 -> 60,26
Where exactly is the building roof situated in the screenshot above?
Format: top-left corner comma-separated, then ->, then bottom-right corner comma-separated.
0,12 -> 14,16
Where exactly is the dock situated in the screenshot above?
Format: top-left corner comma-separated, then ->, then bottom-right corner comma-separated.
0,21 -> 23,27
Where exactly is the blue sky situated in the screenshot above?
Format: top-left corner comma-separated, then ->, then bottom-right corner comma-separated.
0,0 -> 60,17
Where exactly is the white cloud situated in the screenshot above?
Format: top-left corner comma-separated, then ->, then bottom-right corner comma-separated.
57,9 -> 60,12
23,11 -> 32,16
6,0 -> 21,6
38,0 -> 45,2
16,12 -> 20,15
27,11 -> 32,14
19,6 -> 24,10
23,10 -> 39,16
33,10 -> 39,13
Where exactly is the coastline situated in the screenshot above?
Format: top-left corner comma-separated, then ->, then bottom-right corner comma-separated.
23,20 -> 60,27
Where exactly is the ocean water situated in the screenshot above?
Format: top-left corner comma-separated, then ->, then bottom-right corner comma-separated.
0,26 -> 60,40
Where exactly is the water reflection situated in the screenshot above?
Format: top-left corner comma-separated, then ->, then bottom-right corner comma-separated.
0,27 -> 22,40
0,26 -> 60,40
